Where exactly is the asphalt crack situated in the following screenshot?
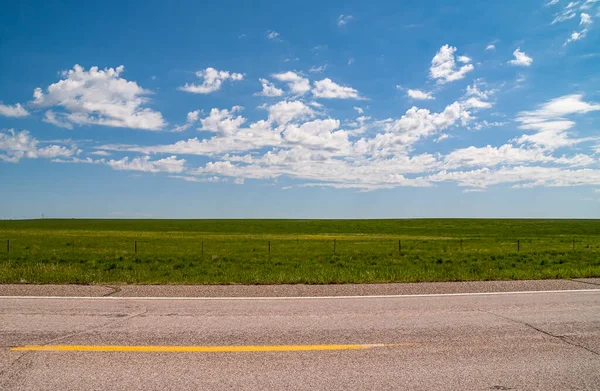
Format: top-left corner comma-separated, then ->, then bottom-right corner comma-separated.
101,285 -> 122,297
571,279 -> 600,288
485,310 -> 599,357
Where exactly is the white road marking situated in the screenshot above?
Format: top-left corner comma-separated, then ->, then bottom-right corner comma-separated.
0,289 -> 599,301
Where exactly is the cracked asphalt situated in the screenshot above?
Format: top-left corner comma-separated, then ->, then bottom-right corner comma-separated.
1,287 -> 599,390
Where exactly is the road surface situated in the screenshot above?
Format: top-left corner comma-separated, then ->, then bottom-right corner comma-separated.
1,288 -> 600,390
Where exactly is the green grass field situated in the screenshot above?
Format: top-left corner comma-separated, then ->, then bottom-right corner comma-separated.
1,219 -> 600,284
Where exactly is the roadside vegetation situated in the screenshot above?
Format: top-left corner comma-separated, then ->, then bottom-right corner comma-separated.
1,219 -> 599,284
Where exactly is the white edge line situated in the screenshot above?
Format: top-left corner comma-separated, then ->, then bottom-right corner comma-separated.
0,289 -> 599,301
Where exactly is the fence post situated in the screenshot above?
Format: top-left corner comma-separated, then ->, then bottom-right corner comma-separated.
334,239 -> 336,255
135,241 -> 137,254
517,239 -> 520,252
268,241 -> 271,253
460,239 -> 463,250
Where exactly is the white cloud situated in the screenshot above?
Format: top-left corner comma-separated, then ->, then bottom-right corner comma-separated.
32,65 -> 166,130
353,102 -> 470,157
348,58 -> 355,66
267,31 -> 280,40
462,97 -> 493,109
429,166 -> 600,190
580,12 -> 593,24
107,156 -> 186,173
283,119 -> 349,152
354,106 -> 364,114
52,156 -> 105,165
272,71 -> 311,95
255,78 -> 284,97
0,129 -> 78,163
470,120 -> 506,131
0,102 -> 29,118
429,45 -> 475,84
546,0 -> 560,6
465,80 -> 496,100
407,89 -> 435,100
90,150 -> 111,156
200,106 -> 246,135
312,78 -> 362,99
43,110 -> 73,129
444,144 -> 554,168
552,3 -> 578,23
515,94 -> 600,149
485,44 -> 496,51
435,134 -> 450,143
179,67 -> 243,94
460,81 -> 496,110
580,0 -> 599,9
508,48 -> 533,67
562,12 -> 593,45
171,109 -> 201,132
337,14 -> 354,26
309,64 -> 327,73
457,55 -> 472,63
268,100 -> 315,125
564,28 -> 589,45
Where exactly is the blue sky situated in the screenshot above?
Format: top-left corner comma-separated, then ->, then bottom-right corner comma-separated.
1,0 -> 600,218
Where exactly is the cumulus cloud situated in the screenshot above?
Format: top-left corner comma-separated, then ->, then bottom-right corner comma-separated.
580,12 -> 593,24
462,98 -> 493,109
407,89 -> 435,100
255,78 -> 284,97
0,102 -> 29,118
312,78 -> 362,99
508,48 -> 533,67
171,110 -> 201,132
200,106 -> 246,135
179,67 -> 243,94
268,100 -> 315,125
107,156 -> 186,173
283,119 -> 349,152
0,129 -> 78,163
272,72 -> 311,95
32,65 -> 166,130
429,166 -> 600,190
430,45 -> 474,84
515,94 -> 600,149
444,144 -> 554,168
353,102 -> 471,157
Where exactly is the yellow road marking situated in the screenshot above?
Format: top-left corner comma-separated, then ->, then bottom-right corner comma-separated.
11,343 -> 413,353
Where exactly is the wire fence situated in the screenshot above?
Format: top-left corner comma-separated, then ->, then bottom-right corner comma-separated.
3,237 -> 599,259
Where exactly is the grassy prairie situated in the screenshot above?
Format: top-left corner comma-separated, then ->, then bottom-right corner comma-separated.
0,219 -> 599,284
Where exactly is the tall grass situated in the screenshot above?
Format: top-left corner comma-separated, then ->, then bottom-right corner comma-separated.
0,219 -> 599,284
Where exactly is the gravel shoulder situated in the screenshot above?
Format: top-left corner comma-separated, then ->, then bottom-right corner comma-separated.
0,278 -> 599,298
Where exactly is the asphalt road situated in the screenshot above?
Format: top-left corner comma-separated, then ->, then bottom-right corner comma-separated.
1,290 -> 600,390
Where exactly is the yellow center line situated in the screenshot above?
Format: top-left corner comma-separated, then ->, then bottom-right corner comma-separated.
11,343 -> 414,353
